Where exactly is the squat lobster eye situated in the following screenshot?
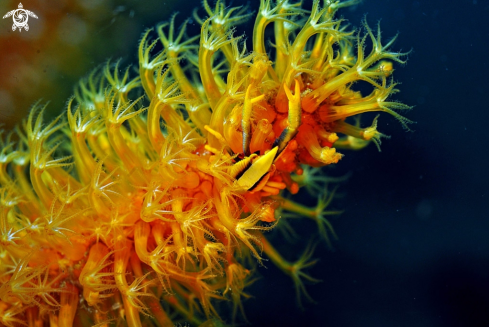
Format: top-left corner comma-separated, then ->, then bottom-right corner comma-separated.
236,146 -> 278,191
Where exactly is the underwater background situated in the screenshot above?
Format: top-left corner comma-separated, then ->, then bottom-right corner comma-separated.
0,0 -> 488,326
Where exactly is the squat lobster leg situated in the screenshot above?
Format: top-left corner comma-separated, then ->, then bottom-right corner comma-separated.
242,85 -> 266,155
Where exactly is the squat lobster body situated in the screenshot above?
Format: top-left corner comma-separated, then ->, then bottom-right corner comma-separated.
236,146 -> 278,191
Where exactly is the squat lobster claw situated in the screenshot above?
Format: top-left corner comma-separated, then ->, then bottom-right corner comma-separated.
235,146 -> 278,191
274,79 -> 302,153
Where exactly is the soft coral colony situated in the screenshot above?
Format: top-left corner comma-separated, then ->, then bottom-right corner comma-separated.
0,0 -> 411,326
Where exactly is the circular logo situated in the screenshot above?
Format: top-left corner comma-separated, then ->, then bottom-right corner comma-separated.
13,9 -> 28,27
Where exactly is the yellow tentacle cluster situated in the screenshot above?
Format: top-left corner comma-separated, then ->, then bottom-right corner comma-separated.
0,0 -> 410,326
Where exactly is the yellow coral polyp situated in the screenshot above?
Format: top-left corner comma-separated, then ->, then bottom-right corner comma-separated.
0,0 -> 411,326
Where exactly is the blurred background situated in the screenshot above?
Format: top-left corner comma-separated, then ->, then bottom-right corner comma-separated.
1,0 -> 488,326
0,0 -> 180,128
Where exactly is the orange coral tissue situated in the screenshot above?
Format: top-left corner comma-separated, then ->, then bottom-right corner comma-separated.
0,0 -> 411,326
